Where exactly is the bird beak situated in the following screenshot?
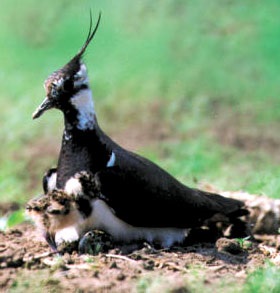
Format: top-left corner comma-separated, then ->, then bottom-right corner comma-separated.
45,232 -> 58,252
32,97 -> 54,119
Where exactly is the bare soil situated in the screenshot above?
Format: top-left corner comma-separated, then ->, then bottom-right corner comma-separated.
0,221 -> 279,292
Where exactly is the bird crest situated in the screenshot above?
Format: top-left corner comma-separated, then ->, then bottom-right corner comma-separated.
33,12 -> 101,119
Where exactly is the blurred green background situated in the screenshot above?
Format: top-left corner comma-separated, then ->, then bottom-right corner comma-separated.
0,0 -> 279,204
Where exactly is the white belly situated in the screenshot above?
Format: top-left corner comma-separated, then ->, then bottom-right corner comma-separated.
81,199 -> 188,248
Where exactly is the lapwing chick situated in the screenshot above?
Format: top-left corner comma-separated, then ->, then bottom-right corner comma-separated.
26,189 -> 89,252
32,13 -> 250,247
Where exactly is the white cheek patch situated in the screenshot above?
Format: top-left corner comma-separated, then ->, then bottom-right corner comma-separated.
71,89 -> 95,130
64,177 -> 83,196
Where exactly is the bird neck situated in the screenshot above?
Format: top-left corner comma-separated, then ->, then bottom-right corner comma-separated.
64,87 -> 97,133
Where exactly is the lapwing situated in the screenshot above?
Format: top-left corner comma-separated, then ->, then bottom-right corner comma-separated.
32,13 -> 249,248
26,189 -> 84,251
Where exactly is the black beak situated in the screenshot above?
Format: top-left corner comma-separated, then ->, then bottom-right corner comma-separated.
32,97 -> 54,119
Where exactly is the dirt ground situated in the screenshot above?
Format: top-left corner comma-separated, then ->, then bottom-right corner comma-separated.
0,221 -> 280,292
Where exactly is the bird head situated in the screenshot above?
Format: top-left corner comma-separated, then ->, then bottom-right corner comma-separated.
32,12 -> 101,120
27,190 -> 83,251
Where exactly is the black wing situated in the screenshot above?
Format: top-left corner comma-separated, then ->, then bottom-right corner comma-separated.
94,150 -> 245,228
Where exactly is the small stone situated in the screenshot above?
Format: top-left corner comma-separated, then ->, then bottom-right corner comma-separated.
143,260 -> 155,270
116,273 -> 126,281
216,238 -> 243,255
110,261 -> 118,269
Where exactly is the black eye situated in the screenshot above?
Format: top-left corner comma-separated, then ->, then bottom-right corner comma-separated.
63,79 -> 73,92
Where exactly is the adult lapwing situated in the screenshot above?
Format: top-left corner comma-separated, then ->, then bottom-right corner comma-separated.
32,13 -> 249,248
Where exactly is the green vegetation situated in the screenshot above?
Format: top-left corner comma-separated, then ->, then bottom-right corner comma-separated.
10,270 -> 62,293
235,236 -> 253,250
6,209 -> 25,228
135,262 -> 280,293
244,262 -> 280,293
0,0 -> 279,205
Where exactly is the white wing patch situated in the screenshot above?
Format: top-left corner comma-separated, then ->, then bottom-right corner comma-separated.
64,177 -> 83,197
106,152 -> 116,167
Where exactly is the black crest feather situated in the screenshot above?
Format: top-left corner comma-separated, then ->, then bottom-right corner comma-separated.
62,11 -> 101,76
77,11 -> 102,59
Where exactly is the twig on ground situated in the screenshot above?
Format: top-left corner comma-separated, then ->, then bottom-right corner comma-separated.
105,254 -> 137,263
23,251 -> 56,263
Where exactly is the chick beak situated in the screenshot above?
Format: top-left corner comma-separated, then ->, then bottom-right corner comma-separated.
45,232 -> 58,252
32,97 -> 54,119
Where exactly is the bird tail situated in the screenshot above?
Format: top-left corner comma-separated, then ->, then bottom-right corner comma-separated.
201,190 -> 248,216
201,191 -> 251,238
